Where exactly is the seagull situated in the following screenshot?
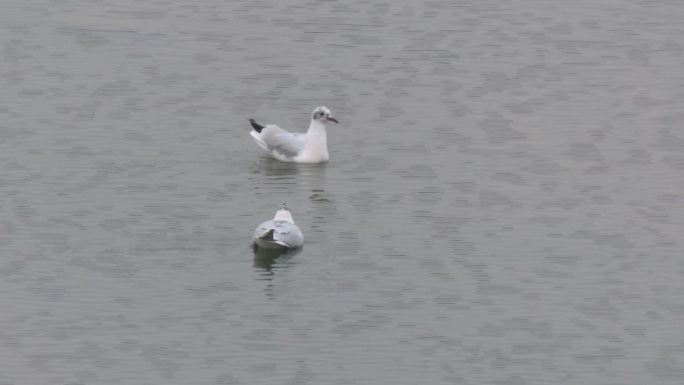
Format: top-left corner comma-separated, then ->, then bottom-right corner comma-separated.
252,204 -> 304,250
248,106 -> 339,163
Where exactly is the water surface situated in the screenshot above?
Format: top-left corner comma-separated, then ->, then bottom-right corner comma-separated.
1,0 -> 683,384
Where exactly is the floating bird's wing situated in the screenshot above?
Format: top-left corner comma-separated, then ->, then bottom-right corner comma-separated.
271,221 -> 304,248
253,220 -> 303,248
254,220 -> 277,240
250,123 -> 306,160
249,124 -> 280,151
249,124 -> 305,158
267,133 -> 306,160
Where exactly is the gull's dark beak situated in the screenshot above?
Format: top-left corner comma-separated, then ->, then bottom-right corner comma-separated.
327,116 -> 339,124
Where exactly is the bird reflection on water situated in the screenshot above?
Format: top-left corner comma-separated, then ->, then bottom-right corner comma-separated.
250,155 -> 327,180
252,243 -> 302,275
249,156 -> 332,203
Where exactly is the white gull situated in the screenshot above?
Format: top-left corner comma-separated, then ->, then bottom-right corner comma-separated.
248,106 -> 338,163
252,204 -> 304,250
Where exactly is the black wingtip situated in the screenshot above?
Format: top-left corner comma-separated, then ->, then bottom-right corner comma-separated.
259,228 -> 275,241
248,118 -> 265,133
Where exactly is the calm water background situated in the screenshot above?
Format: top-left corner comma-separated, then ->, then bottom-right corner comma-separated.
1,0 -> 683,384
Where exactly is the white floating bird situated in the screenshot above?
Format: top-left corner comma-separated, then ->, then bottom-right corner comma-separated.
252,204 -> 304,250
248,106 -> 339,163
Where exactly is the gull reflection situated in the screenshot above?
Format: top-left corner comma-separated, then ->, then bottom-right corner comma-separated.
252,243 -> 302,274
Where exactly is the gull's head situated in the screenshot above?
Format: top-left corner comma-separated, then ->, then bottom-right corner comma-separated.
312,106 -> 338,124
274,203 -> 295,223
277,203 -> 290,212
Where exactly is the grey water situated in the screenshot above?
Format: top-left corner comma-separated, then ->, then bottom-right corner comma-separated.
1,0 -> 683,384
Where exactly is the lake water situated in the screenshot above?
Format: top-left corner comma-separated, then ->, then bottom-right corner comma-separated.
1,0 -> 683,384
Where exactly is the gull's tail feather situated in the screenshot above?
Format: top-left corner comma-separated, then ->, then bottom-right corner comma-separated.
250,130 -> 269,151
248,118 -> 265,133
258,228 -> 275,241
